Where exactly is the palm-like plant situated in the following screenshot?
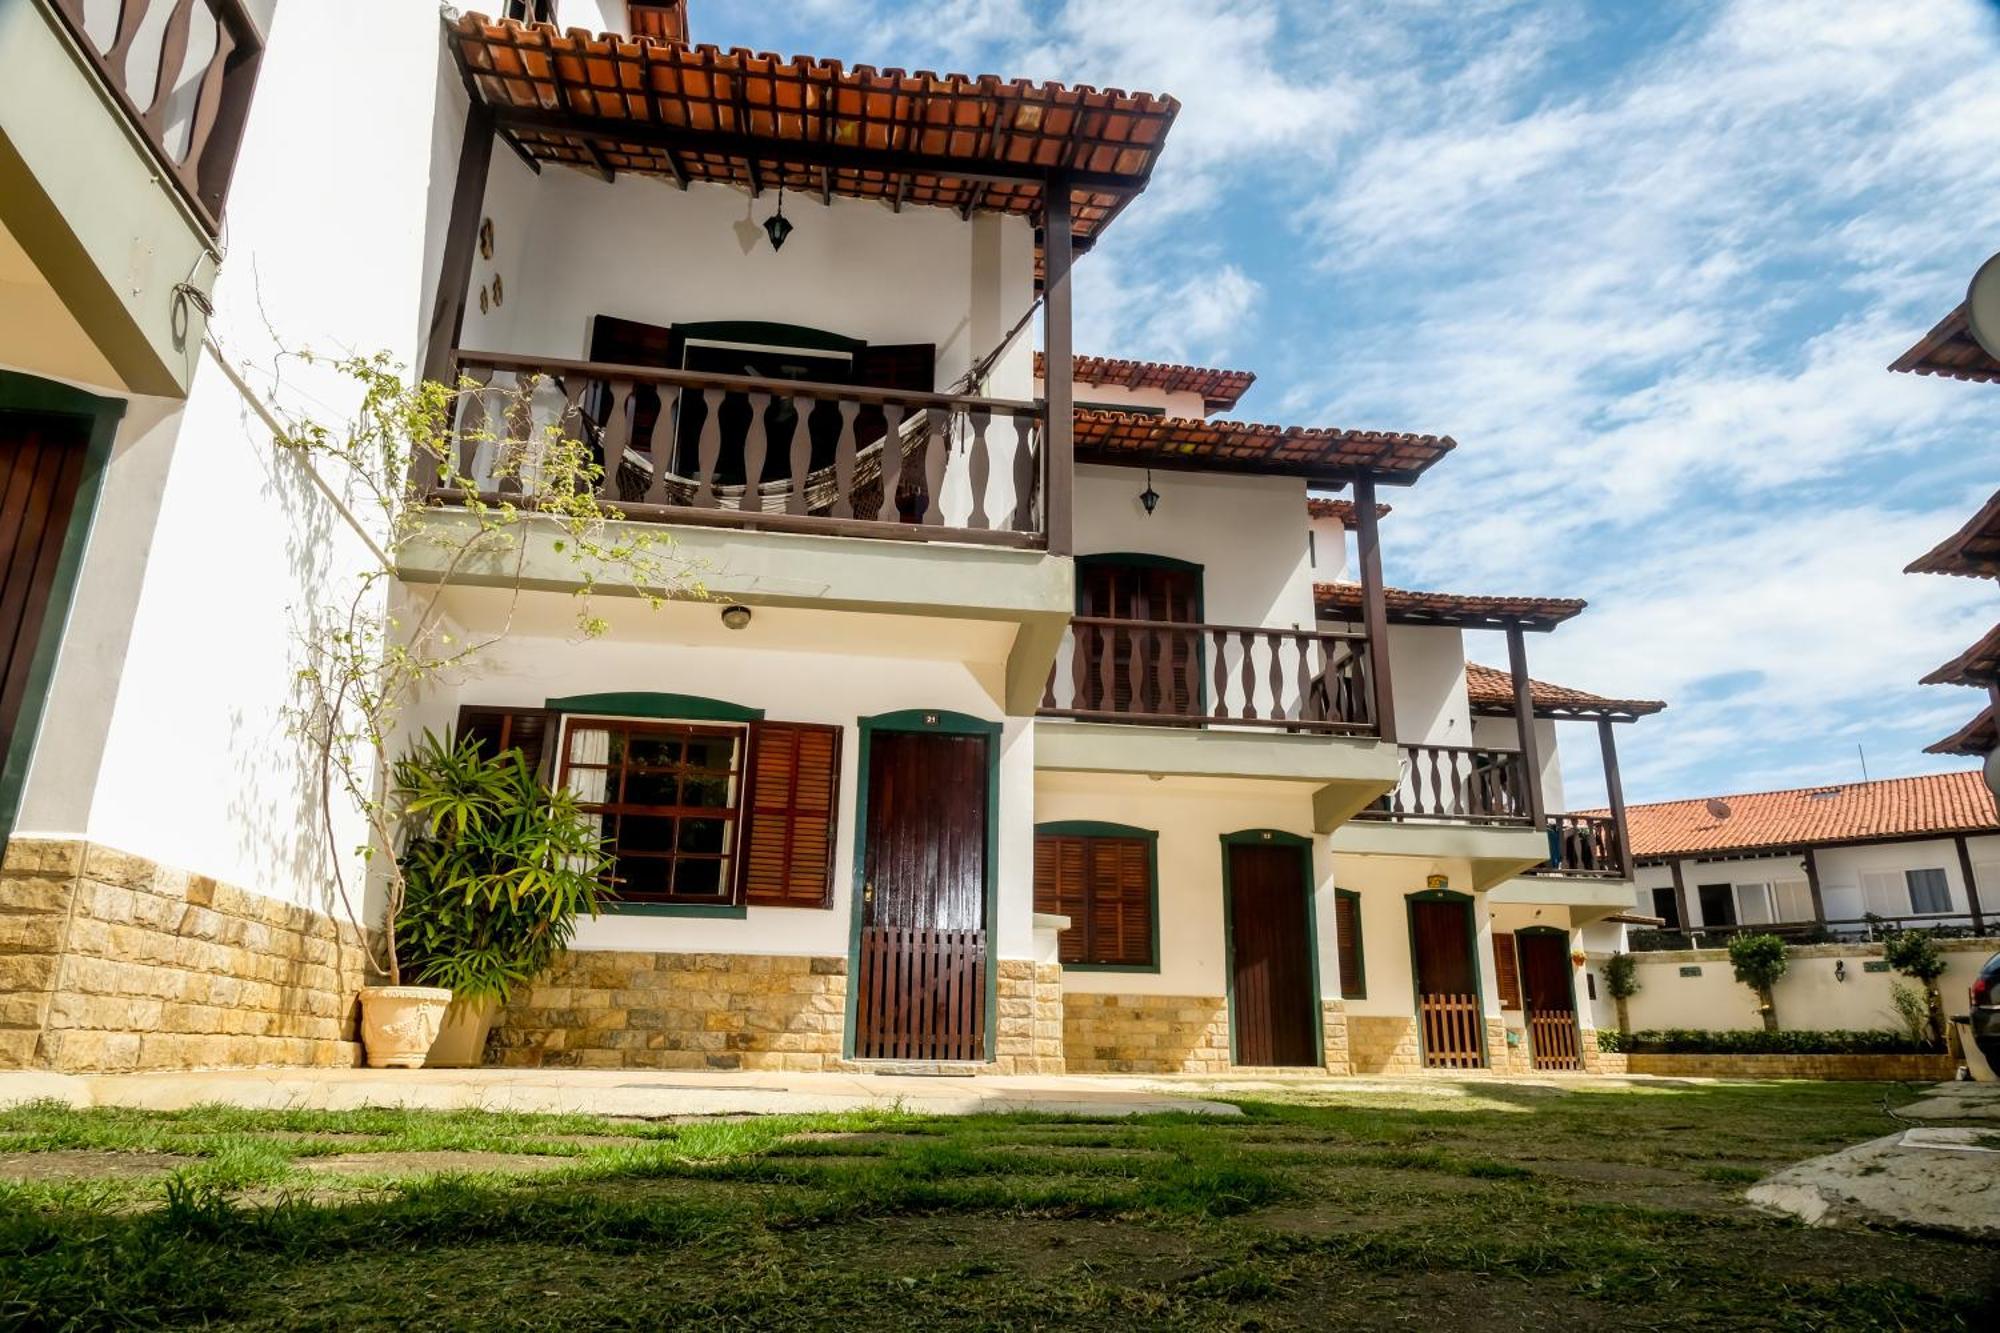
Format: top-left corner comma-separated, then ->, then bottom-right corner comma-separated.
392,731 -> 610,1002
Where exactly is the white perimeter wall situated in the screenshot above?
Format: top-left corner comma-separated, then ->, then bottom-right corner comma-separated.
1631,835 -> 2000,926
1034,773 -> 1333,1000
13,2 -> 461,923
1614,940 -> 1999,1033
407,595 -> 1037,961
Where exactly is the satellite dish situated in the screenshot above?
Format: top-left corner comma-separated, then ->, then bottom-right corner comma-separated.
1967,250 -> 2000,360
1704,798 -> 1732,820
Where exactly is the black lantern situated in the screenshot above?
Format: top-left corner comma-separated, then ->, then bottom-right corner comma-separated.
1140,469 -> 1160,515
762,186 -> 794,251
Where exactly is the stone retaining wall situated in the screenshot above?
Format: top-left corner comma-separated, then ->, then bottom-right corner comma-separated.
1623,1052 -> 1957,1081
995,960 -> 1064,1074
0,838 -> 370,1071
490,950 -> 848,1071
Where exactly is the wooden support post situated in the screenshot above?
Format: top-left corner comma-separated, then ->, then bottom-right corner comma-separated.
1669,857 -> 1691,937
421,103 -> 496,387
1352,478 -> 1395,743
1041,171 -> 1074,557
1596,717 -> 1633,881
1802,846 -> 1827,927
1505,624 -> 1546,827
1956,834 -> 1986,935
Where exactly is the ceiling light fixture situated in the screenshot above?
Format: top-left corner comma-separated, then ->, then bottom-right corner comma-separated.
720,604 -> 753,630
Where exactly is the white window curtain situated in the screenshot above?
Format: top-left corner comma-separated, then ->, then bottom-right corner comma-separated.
1860,871 -> 1905,917
564,724 -> 612,805
1905,868 -> 1952,915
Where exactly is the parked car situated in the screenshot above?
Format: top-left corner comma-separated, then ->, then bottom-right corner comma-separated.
1971,952 -> 2000,1071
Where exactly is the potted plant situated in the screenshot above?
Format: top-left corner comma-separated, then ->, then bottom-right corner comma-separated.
1727,933 -> 1789,1033
388,731 -> 610,1067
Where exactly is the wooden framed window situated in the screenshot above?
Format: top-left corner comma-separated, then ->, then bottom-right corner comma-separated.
1905,867 -> 1952,915
559,719 -> 746,904
1033,826 -> 1156,969
738,721 -> 842,908
1492,931 -> 1522,1010
1334,889 -> 1366,999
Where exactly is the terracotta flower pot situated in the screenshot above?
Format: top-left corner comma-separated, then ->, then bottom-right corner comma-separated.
425,994 -> 502,1068
358,985 -> 453,1068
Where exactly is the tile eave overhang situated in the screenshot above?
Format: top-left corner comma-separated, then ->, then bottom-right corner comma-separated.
1073,410 -> 1453,487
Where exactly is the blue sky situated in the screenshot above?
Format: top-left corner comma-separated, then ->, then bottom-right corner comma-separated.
714,0 -> 2000,807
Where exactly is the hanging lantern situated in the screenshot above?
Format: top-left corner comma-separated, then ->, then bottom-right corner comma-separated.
763,185 -> 794,251
1139,469 -> 1160,515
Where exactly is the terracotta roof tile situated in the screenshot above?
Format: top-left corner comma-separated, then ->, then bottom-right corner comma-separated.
1073,412 -> 1452,486
1315,582 -> 1585,631
1927,705 -> 1996,758
1463,662 -> 1665,720
1035,353 -> 1255,413
1889,302 -> 2000,383
1919,623 -> 2000,687
1907,490 -> 2000,579
1306,497 -> 1391,521
1596,771 -> 1999,859
448,13 -> 1178,250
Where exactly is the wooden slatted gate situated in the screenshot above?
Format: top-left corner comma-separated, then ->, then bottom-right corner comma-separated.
1418,994 -> 1484,1069
1518,931 -> 1583,1071
853,926 -> 987,1062
1527,1010 -> 1582,1071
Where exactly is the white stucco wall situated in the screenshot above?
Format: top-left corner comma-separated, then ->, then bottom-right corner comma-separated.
13,2 -> 455,923
1330,854 -> 1501,1021
407,592 -> 1038,961
1307,512 -> 1350,582
1632,835 -> 2000,928
1471,714 -> 1565,813
1033,772 -> 1330,999
1380,624 -> 1472,749
1616,940 -> 1999,1033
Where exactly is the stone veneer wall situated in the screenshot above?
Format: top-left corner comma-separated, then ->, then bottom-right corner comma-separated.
0,839 -> 370,1071
1063,993 -> 1232,1073
1623,1052 -> 1956,1081
994,960 -> 1064,1074
1320,1000 -> 1351,1075
491,950 -> 848,1071
1347,1015 -> 1421,1074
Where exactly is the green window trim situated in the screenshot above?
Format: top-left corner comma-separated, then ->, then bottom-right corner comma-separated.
1218,829 -> 1325,1069
1334,888 -> 1366,1000
844,709 -> 1004,1061
1033,820 -> 1161,974
545,692 -> 764,722
0,373 -> 125,847
600,901 -> 749,920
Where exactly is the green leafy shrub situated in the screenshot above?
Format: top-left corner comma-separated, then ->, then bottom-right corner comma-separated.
1887,983 -> 1935,1049
1882,930 -> 1949,1046
1726,933 -> 1788,1032
1615,1028 -> 1936,1056
1595,1029 -> 1626,1053
394,731 -> 611,1002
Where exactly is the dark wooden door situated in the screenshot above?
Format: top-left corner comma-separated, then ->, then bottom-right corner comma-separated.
1411,898 -> 1483,1068
1518,932 -> 1581,1071
1227,842 -> 1318,1067
1077,561 -> 1201,718
0,411 -> 88,773
853,730 -> 988,1061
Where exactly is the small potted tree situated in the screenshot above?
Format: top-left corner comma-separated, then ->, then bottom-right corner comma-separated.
391,731 -> 610,1067
1727,933 -> 1788,1033
1882,929 -> 1948,1051
1603,951 -> 1639,1036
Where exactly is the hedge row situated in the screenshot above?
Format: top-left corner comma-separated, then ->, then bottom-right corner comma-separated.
1596,1028 -> 1941,1056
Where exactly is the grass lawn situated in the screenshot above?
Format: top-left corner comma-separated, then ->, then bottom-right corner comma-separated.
1,1079 -> 1995,1330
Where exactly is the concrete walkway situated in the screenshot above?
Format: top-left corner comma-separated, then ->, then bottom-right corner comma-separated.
0,1067 -> 1253,1119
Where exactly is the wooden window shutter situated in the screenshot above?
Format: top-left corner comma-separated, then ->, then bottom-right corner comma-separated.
1334,891 -> 1364,999
1034,835 -> 1152,967
738,721 -> 841,908
1033,836 -> 1090,965
1493,932 -> 1522,1010
456,705 -> 554,780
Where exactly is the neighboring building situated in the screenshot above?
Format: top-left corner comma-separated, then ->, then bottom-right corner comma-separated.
1607,772 -> 1999,947
1890,276 -> 2000,776
0,3 -> 1662,1079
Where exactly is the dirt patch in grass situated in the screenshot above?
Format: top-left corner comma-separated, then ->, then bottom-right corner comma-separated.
0,1150 -> 194,1182
294,1152 -> 584,1178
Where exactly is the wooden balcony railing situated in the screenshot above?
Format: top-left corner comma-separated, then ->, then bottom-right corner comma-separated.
1527,813 -> 1626,879
444,353 -> 1048,548
47,0 -> 264,234
1037,617 -> 1377,734
1355,743 -> 1532,825
1633,913 -> 1987,951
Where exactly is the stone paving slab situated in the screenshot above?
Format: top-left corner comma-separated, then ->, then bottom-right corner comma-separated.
0,1150 -> 193,1183
1896,1081 -> 2000,1123
1748,1126 -> 2000,1239
296,1151 -> 582,1178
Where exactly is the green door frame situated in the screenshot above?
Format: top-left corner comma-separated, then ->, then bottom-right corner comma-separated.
1404,887 -> 1489,1069
1515,924 -> 1582,1067
844,709 -> 1003,1061
1219,828 -> 1323,1068
0,372 -> 125,847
